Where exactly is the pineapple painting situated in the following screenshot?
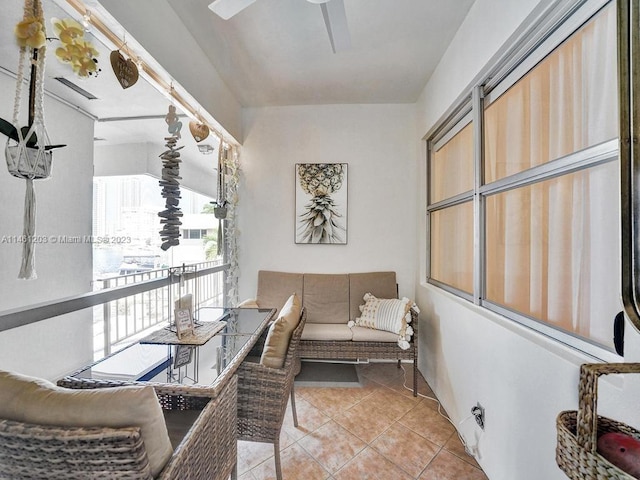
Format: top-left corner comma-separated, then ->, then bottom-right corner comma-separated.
296,163 -> 348,244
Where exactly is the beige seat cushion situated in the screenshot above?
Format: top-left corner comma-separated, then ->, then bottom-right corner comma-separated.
303,273 -> 349,324
301,323 -> 353,341
0,370 -> 173,477
260,293 -> 302,368
350,326 -> 400,342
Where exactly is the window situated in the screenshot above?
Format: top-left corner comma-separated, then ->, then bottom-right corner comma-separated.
430,201 -> 474,294
428,118 -> 474,296
485,162 -> 619,347
430,122 -> 474,203
427,1 -> 619,355
483,4 -> 617,184
183,229 -> 208,240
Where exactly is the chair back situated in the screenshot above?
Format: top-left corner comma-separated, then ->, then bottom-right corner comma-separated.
282,307 -> 307,374
0,418 -> 153,478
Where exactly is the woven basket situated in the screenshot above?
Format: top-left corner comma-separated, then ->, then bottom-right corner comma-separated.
556,363 -> 640,479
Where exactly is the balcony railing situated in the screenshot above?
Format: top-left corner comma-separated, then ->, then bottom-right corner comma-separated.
0,260 -> 230,361
94,259 -> 226,358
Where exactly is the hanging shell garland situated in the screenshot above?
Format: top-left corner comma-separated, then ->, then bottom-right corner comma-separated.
224,147 -> 241,307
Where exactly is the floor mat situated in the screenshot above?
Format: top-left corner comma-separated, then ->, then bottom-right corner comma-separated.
294,361 -> 361,387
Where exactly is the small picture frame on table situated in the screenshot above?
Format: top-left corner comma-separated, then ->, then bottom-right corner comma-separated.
174,307 -> 194,339
173,345 -> 193,368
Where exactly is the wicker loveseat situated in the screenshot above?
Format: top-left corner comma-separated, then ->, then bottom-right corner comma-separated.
240,270 -> 419,396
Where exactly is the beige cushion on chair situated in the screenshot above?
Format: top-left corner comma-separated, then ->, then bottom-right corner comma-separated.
0,370 -> 173,477
260,293 -> 302,368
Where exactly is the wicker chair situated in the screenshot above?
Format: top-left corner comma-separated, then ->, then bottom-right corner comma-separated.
0,376 -> 237,480
233,308 -> 307,480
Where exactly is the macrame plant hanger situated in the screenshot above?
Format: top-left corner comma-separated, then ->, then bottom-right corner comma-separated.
5,0 -> 54,279
212,137 -> 228,256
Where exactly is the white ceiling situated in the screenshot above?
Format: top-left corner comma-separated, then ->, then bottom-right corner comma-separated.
167,0 -> 476,107
0,0 -> 476,146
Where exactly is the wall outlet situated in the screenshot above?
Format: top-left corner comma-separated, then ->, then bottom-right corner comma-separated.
471,402 -> 485,430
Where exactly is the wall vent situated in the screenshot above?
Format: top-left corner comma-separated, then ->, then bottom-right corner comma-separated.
54,77 -> 98,100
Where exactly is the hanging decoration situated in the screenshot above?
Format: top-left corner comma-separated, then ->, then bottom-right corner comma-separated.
188,120 -> 209,143
165,104 -> 182,139
210,137 -> 228,256
0,0 -> 66,279
109,50 -> 139,89
50,17 -> 100,78
224,146 -> 240,307
158,105 -> 184,250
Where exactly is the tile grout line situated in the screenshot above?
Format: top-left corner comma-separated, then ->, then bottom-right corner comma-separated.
244,364 -> 488,480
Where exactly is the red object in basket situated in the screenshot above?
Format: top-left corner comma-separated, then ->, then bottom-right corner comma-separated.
597,432 -> 640,478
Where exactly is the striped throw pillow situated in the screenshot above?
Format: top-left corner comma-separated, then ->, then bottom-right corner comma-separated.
350,293 -> 415,349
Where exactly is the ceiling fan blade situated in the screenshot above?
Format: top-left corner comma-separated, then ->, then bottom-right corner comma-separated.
320,0 -> 351,53
208,0 -> 257,19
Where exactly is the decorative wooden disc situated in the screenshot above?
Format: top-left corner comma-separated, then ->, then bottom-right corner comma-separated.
110,50 -> 139,89
189,121 -> 209,143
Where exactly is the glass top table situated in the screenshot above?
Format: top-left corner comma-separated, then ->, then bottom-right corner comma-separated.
61,308 -> 275,388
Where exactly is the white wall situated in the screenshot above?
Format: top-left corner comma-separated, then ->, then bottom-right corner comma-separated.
415,1 -> 640,479
0,72 -> 95,380
237,104 -> 417,302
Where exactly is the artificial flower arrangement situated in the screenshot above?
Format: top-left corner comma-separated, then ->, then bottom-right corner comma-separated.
51,17 -> 100,78
14,14 -> 46,48
0,1 -> 64,150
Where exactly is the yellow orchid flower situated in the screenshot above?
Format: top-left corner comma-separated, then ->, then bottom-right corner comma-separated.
51,18 -> 83,45
72,57 -> 97,77
51,17 -> 100,78
15,16 -> 46,49
55,44 -> 80,63
75,39 -> 99,60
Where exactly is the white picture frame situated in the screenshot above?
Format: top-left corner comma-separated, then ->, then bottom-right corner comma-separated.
295,163 -> 348,244
174,307 -> 194,339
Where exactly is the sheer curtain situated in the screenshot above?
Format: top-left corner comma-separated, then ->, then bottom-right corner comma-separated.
431,122 -> 473,203
431,202 -> 474,293
483,4 -> 619,347
429,122 -> 474,293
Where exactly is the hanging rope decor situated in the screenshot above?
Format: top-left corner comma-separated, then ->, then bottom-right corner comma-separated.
210,136 -> 228,256
4,0 -> 62,279
158,105 -> 184,250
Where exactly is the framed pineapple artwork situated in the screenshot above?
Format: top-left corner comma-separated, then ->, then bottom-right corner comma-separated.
295,163 -> 348,244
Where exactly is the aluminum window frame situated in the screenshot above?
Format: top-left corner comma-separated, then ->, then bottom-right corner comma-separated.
425,0 -> 619,359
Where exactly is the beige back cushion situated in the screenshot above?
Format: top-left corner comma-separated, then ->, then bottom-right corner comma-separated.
257,270 -> 304,314
303,273 -> 349,324
0,370 -> 173,477
349,272 -> 397,322
260,293 -> 302,368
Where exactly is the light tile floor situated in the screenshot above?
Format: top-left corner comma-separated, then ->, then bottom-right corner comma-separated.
236,362 -> 489,480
